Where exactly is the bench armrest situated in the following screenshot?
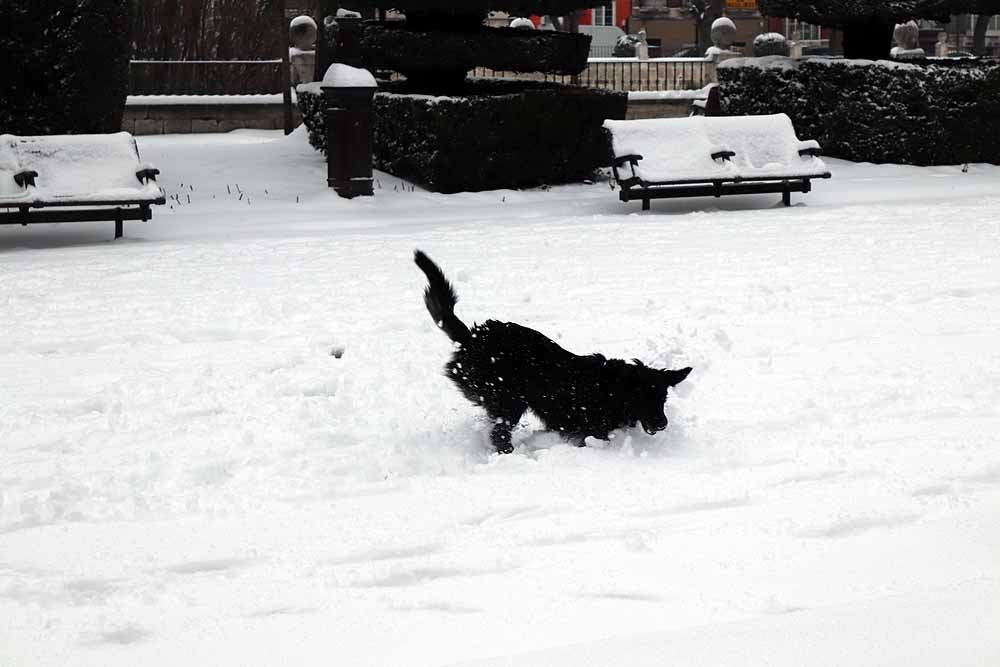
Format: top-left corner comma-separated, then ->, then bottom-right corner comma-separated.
797,139 -> 821,158
14,169 -> 38,188
610,154 -> 642,189
136,165 -> 161,183
711,150 -> 736,162
614,154 -> 642,167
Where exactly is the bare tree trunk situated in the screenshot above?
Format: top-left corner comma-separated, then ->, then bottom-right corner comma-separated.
842,15 -> 895,60
546,10 -> 582,33
829,28 -> 844,56
161,0 -> 180,59
316,0 -> 340,79
697,0 -> 725,53
973,14 -> 992,56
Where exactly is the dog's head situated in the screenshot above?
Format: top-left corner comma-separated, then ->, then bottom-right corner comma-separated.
629,363 -> 692,435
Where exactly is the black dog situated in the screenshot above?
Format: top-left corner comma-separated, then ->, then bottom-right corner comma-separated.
415,250 -> 691,453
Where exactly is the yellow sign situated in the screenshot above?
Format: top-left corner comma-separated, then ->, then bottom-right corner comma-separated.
726,0 -> 758,10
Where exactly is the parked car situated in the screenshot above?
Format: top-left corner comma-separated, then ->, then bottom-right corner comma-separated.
670,45 -> 700,58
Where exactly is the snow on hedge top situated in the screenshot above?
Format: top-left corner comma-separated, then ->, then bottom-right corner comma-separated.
322,63 -> 377,88
754,32 -> 787,45
0,132 -> 162,205
718,55 -> 921,71
604,114 -> 828,183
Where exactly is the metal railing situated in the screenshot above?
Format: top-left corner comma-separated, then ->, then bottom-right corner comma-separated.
472,56 -> 716,92
131,56 -> 717,97
588,45 -> 617,58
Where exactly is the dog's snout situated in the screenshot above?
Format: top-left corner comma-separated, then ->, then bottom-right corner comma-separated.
643,417 -> 668,435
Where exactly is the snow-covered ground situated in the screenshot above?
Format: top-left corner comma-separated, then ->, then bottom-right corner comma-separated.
2,129 -> 999,666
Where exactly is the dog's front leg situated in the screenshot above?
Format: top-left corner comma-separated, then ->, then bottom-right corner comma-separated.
490,421 -> 514,454
485,402 -> 525,455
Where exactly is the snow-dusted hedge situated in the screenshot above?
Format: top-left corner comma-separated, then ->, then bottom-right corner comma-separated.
360,23 -> 591,81
752,33 -> 789,57
0,0 -> 131,134
298,80 -> 627,192
718,57 -> 1000,165
298,84 -> 328,153
347,0 -> 604,15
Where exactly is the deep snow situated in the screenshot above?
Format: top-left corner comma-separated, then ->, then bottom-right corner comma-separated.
1,129 -> 999,666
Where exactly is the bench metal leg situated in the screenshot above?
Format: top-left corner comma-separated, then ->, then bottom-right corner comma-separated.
782,190 -> 791,207
642,198 -> 650,211
114,209 -> 123,239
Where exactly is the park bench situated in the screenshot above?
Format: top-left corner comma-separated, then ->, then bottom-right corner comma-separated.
604,113 -> 831,210
0,132 -> 165,239
689,82 -> 720,116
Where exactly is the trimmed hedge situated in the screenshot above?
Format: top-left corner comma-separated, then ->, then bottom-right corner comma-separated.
346,0 -> 605,15
298,84 -> 328,153
299,80 -> 627,192
718,57 -> 1000,165
756,0 -> 991,26
360,24 -> 591,78
0,0 -> 131,135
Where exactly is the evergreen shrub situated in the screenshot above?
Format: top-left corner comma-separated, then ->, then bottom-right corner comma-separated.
0,0 -> 131,135
718,57 -> 1000,165
299,80 -> 627,192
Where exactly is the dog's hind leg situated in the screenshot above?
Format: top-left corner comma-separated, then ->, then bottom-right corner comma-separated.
486,401 -> 526,455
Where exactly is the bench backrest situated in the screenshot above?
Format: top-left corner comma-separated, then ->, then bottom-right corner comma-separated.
0,132 -> 162,205
702,114 -> 826,178
0,136 -> 28,200
604,117 -> 735,183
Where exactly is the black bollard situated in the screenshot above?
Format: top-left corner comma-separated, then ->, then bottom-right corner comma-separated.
322,66 -> 376,198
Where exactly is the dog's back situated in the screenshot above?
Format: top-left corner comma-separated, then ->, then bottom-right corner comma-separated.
449,319 -> 631,439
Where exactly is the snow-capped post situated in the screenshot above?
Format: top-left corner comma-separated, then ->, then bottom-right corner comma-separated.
289,15 -> 318,86
708,16 -> 737,56
322,63 -> 377,198
637,29 -> 650,61
890,21 -> 925,60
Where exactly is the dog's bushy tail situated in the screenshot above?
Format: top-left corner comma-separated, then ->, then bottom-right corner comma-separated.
414,250 -> 471,344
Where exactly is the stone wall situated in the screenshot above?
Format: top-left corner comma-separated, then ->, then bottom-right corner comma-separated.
625,96 -> 700,119
123,102 -> 300,135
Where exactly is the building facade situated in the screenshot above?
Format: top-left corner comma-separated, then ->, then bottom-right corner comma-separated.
626,1 -> 770,56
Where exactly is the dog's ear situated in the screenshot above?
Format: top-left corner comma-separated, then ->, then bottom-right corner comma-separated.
662,367 -> 692,386
632,358 -> 646,368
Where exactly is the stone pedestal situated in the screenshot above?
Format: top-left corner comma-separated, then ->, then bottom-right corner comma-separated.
322,64 -> 377,198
